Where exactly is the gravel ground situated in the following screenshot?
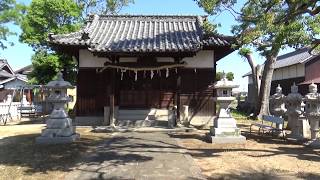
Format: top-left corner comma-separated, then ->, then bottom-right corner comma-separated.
171,126 -> 320,180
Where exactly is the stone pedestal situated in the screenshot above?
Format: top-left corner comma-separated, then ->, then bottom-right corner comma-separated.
209,106 -> 246,144
168,109 -> 175,128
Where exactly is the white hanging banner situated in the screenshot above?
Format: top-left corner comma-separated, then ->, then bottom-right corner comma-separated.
166,68 -> 169,77
120,69 -> 126,80
151,70 -> 154,79
134,70 -> 138,81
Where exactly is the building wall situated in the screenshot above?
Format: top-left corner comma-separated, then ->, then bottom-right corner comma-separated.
305,56 -> 320,81
79,49 -> 214,69
272,64 -> 304,81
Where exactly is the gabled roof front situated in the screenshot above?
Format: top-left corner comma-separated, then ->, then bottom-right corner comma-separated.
49,15 -> 233,54
0,59 -> 15,75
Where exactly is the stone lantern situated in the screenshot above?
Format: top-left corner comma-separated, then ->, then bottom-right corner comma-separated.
269,84 -> 287,131
284,83 -> 305,139
270,84 -> 287,117
36,72 -> 79,144
208,73 -> 246,144
304,82 -> 320,147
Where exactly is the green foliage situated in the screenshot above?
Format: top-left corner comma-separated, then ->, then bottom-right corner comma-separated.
0,0 -> 24,50
202,20 -> 219,35
196,0 -> 320,56
21,0 -> 134,84
20,0 -> 81,50
216,71 -> 234,81
28,51 -> 77,85
238,47 -> 251,57
76,0 -> 134,18
233,0 -> 319,56
195,0 -> 237,15
28,51 -> 61,85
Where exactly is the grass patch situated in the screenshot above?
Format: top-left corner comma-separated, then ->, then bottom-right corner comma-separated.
0,125 -> 110,179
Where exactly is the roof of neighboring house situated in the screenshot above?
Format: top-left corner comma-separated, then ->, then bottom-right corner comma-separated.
14,65 -> 33,75
0,70 -> 14,78
0,59 -> 15,75
274,47 -> 314,68
242,47 -> 315,77
0,74 -> 28,85
49,15 -> 234,54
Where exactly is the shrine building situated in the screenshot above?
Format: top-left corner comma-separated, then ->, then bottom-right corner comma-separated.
49,15 -> 234,126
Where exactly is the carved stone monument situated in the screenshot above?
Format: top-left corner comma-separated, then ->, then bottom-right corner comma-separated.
270,84 -> 287,130
285,83 -> 306,139
36,72 -> 79,144
304,83 -> 320,147
208,74 -> 246,144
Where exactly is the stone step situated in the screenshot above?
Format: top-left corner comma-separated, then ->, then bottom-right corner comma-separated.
116,119 -> 168,127
117,114 -> 150,121
118,109 -> 155,115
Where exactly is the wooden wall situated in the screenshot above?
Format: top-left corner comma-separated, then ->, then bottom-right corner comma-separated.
305,56 -> 320,82
76,67 -> 216,117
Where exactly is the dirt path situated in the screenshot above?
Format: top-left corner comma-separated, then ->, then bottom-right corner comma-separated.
66,132 -> 205,180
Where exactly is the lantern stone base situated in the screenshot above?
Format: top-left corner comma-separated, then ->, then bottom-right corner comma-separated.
36,133 -> 79,144
304,139 -> 320,148
208,126 -> 246,144
36,118 -> 80,144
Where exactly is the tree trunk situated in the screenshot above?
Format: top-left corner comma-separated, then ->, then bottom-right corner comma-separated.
257,54 -> 277,119
244,54 -> 260,114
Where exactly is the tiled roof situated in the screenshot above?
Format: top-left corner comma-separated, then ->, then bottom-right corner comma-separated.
274,47 -> 313,69
49,15 -> 233,53
242,47 -> 315,77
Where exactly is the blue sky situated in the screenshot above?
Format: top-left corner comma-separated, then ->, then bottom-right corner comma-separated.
0,0 -> 291,91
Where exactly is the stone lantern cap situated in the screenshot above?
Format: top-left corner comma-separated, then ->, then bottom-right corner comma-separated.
213,73 -> 239,89
46,72 -> 74,89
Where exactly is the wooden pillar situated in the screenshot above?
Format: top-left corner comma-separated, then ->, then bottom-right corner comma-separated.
176,70 -> 181,124
175,57 -> 182,126
213,56 -> 217,115
109,56 -> 118,127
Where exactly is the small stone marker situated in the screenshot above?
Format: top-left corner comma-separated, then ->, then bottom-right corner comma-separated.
208,73 -> 246,144
36,72 -> 79,144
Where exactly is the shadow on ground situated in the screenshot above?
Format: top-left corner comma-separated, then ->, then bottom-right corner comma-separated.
169,131 -> 320,162
208,168 -> 320,180
0,132 -> 155,177
0,131 -> 186,178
